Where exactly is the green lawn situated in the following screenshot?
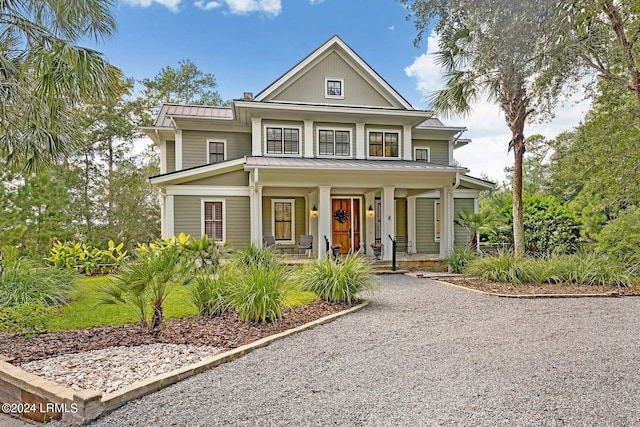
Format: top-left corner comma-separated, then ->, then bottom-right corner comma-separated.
47,276 -> 318,332
47,276 -> 198,331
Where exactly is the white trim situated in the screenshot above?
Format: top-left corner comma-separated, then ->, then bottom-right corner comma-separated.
325,77 -> 345,99
175,129 -> 183,170
149,158 -> 245,185
414,147 -> 431,162
201,199 -> 226,242
303,120 -> 314,158
402,124 -> 412,160
316,127 -> 353,158
418,189 -> 483,199
271,199 -> 296,244
434,200 -> 441,242
251,117 -> 262,156
355,122 -> 365,159
166,186 -> 250,197
264,124 -> 303,157
206,139 -> 227,164
366,129 -> 401,159
166,195 -> 175,238
159,140 -> 167,174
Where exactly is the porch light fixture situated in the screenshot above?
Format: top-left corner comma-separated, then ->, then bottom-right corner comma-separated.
311,205 -> 318,218
367,205 -> 374,217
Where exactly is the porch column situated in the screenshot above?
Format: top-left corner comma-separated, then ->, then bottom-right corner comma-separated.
166,194 -> 175,238
307,190 -> 319,257
364,191 -> 376,256
303,120 -> 314,158
159,192 -> 166,238
382,186 -> 395,261
256,185 -> 263,244
439,187 -> 454,257
318,186 -> 331,258
251,117 -> 262,156
407,195 -> 417,255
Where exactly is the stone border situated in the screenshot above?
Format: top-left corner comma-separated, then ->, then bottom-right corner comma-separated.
431,278 -> 623,298
0,301 -> 368,425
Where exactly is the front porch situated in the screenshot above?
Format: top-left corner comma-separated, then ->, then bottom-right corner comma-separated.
279,252 -> 448,273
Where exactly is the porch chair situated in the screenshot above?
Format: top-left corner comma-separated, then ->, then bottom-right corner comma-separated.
297,234 -> 313,258
262,235 -> 280,253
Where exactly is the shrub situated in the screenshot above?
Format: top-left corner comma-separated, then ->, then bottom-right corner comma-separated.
446,246 -> 476,273
190,271 -> 232,317
137,233 -> 228,273
595,206 -> 640,264
233,243 -> 281,270
298,254 -> 378,303
0,247 -> 75,307
100,245 -> 194,329
466,252 -> 523,283
46,239 -> 127,275
0,302 -> 53,336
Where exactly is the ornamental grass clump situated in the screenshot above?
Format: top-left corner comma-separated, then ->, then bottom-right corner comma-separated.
228,245 -> 290,322
465,251 -> 523,284
299,254 -> 378,303
190,271 -> 232,317
445,246 -> 476,274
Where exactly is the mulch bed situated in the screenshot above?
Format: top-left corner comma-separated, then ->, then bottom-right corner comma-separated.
0,301 -> 353,365
442,278 -> 640,296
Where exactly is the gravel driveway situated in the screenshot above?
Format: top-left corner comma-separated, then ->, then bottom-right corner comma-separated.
85,275 -> 640,426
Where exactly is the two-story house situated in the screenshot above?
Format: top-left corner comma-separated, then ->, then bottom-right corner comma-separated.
142,35 -> 494,261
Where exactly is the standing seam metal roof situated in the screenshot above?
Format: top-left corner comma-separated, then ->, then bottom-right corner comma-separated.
154,104 -> 234,127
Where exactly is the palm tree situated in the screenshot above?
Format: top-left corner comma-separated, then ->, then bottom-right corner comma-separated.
454,209 -> 496,253
0,0 -> 123,172
403,0 -> 567,256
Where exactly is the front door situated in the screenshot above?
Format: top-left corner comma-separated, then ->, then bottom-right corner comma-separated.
332,198 -> 360,254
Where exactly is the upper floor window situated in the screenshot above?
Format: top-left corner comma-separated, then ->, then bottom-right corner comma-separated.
318,129 -> 351,157
415,148 -> 430,162
266,127 -> 300,155
369,131 -> 399,158
325,78 -> 344,99
208,140 -> 225,163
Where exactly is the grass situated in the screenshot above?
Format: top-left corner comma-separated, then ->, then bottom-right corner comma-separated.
47,276 -> 197,331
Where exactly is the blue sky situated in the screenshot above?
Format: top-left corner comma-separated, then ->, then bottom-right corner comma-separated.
89,0 -> 590,183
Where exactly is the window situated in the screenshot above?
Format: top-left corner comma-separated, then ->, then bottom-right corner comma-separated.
368,131 -> 399,158
266,127 -> 300,155
272,199 -> 295,242
434,201 -> 441,242
208,140 -> 225,163
415,148 -> 430,162
325,78 -> 344,98
203,201 -> 224,242
318,129 -> 351,156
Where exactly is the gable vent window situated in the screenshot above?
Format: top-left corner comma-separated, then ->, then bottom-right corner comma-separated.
325,78 -> 344,99
266,127 -> 300,155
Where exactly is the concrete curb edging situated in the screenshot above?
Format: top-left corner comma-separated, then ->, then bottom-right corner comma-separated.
432,279 -> 623,298
0,301 -> 369,425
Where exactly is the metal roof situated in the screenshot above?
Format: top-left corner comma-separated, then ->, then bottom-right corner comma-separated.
154,104 -> 233,127
244,156 -> 467,173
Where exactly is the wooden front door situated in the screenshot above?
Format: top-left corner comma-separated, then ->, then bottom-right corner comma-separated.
332,198 -> 360,254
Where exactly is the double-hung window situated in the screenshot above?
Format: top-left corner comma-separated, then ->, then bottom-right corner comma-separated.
208,140 -> 225,163
266,127 -> 300,155
368,131 -> 399,158
415,148 -> 430,162
272,199 -> 295,242
318,129 -> 351,156
203,201 -> 224,242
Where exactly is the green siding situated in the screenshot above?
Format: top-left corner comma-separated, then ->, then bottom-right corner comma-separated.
189,170 -> 249,186
454,198 -> 474,248
413,140 -> 449,165
271,51 -> 397,108
261,197 -> 306,247
395,198 -> 407,237
415,198 -> 439,254
166,140 -> 175,173
182,130 -> 251,169
173,195 -> 250,248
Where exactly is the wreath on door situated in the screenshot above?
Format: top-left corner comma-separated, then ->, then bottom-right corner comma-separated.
333,208 -> 349,224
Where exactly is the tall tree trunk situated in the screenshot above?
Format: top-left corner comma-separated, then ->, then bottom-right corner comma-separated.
511,134 -> 526,256
107,137 -> 114,231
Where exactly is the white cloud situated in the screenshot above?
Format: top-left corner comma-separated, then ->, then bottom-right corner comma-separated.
194,0 -> 222,10
122,0 -> 182,12
225,0 -> 281,15
309,0 -> 324,4
388,25 -> 395,31
405,31 -> 591,184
